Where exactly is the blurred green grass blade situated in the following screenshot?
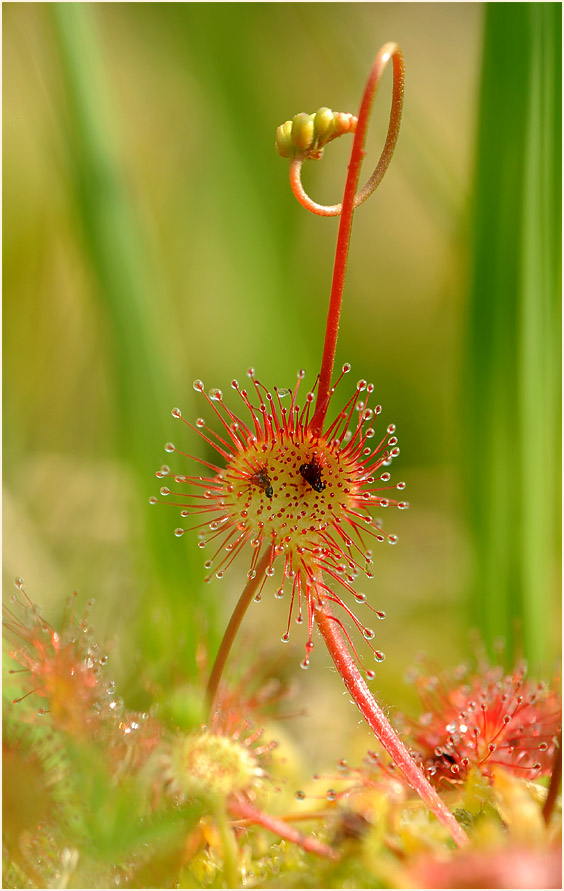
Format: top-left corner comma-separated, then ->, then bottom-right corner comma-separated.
519,5 -> 561,670
50,3 -> 215,678
465,4 -> 561,669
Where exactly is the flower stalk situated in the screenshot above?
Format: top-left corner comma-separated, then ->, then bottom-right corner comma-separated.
205,549 -> 272,718
310,42 -> 405,437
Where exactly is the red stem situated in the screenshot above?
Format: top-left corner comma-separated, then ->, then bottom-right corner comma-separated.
314,600 -> 469,848
310,43 -> 405,438
229,796 -> 338,860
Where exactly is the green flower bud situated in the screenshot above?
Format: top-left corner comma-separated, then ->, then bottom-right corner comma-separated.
275,120 -> 293,158
291,112 -> 315,152
275,109 -> 357,163
313,107 -> 336,144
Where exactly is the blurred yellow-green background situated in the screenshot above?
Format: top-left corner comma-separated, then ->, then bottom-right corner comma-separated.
3,3 -> 560,760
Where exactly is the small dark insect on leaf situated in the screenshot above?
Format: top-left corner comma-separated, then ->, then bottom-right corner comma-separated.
299,458 -> 326,493
251,468 -> 274,499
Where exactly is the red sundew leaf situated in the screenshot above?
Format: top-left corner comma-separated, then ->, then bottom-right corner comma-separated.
153,367 -> 407,677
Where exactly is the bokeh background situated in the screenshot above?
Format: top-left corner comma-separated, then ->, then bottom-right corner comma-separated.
3,3 -> 560,764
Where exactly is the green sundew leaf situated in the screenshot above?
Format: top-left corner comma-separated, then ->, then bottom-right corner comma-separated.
464,4 -> 561,668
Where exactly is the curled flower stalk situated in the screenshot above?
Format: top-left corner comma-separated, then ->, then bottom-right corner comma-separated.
155,44 -> 469,847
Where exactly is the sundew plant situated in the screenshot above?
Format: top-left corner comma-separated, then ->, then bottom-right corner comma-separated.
153,42 -> 470,846
3,5 -> 561,890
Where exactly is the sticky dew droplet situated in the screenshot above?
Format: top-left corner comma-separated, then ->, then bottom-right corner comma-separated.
192,380 -> 204,392
171,407 -> 182,418
174,528 -> 184,538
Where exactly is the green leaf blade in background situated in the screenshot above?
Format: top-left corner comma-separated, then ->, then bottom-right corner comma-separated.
50,2 -> 214,681
465,2 -> 561,670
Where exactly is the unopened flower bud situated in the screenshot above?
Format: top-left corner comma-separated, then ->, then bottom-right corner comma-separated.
313,107 -> 336,143
333,111 -> 357,137
275,120 -> 293,158
275,109 -> 358,163
291,112 -> 315,152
